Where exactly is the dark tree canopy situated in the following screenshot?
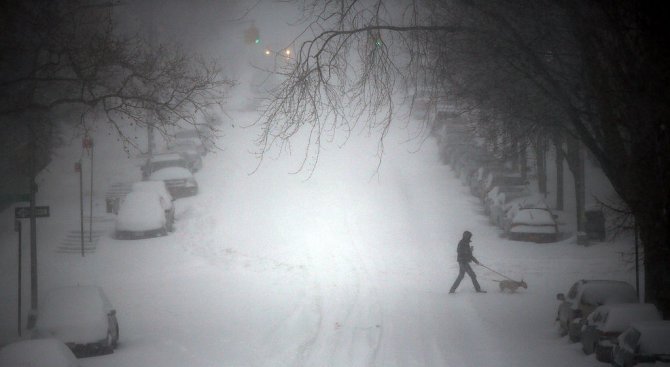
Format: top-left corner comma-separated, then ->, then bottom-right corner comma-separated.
0,0 -> 233,151
259,0 -> 670,315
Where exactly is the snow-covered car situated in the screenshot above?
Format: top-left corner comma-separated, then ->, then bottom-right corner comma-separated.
486,185 -> 531,224
555,280 -> 637,337
508,208 -> 559,243
612,321 -> 670,367
469,165 -> 505,198
115,190 -> 168,239
0,338 -> 80,367
580,303 -> 661,361
149,166 -> 198,199
131,180 -> 175,232
500,194 -> 549,233
31,285 -> 119,358
479,172 -> 527,203
141,152 -> 191,179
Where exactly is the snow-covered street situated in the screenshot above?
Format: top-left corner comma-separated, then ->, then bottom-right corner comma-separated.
1,110 -> 636,367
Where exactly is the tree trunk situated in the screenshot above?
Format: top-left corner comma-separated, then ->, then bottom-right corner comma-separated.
553,134 -> 564,211
565,136 -> 585,232
639,213 -> 670,318
511,137 -> 519,172
519,144 -> 528,180
535,139 -> 547,195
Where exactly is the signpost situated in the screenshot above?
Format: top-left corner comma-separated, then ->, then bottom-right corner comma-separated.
77,160 -> 84,257
15,220 -> 21,336
14,202 -> 49,331
14,206 -> 50,219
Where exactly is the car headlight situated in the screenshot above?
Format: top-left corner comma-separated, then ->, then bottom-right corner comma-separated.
186,178 -> 197,187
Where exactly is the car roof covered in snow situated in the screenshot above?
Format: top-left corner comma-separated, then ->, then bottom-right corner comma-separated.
589,303 -> 661,332
116,191 -> 165,232
35,285 -> 113,344
149,166 -> 193,180
0,338 -> 79,367
511,208 -> 555,226
131,180 -> 173,205
577,281 -> 637,307
625,321 -> 670,354
147,153 -> 185,162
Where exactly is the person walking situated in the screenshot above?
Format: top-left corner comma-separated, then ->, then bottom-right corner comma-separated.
449,231 -> 486,293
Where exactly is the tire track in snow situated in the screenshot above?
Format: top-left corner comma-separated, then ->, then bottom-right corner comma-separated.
264,180 -> 385,367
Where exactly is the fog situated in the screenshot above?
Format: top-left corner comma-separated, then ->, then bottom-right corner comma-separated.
0,1 -> 661,366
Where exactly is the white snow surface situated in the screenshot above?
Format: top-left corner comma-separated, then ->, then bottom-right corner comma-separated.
0,109 -> 640,367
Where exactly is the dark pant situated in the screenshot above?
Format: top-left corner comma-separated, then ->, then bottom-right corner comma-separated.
449,261 -> 481,292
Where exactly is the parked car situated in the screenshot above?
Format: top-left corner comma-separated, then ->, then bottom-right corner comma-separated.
167,146 -> 202,172
479,172 -> 527,203
612,321 -> 670,367
486,185 -> 530,221
555,280 -> 638,337
149,166 -> 198,199
469,165 -> 505,198
31,285 -> 119,358
569,317 -> 589,343
131,180 -> 175,232
508,208 -> 559,243
172,128 -> 212,155
140,152 -> 191,179
580,303 -> 661,361
500,194 -> 549,233
115,190 -> 168,239
168,137 -> 207,157
0,338 -> 80,367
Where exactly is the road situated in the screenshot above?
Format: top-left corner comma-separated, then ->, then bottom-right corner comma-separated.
1,110 -> 630,367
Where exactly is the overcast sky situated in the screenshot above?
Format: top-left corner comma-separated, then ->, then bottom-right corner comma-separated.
114,0 -> 302,76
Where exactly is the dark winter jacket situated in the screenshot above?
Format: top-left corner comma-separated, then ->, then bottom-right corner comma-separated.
456,238 -> 478,264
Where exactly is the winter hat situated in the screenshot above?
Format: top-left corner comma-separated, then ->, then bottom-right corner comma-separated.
463,231 -> 472,241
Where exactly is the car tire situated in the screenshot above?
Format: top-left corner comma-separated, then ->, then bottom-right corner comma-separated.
583,341 -> 595,355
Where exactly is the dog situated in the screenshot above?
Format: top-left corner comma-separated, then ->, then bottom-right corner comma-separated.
494,279 -> 528,293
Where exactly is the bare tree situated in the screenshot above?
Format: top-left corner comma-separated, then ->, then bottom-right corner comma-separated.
259,0 -> 670,315
0,0 -> 234,154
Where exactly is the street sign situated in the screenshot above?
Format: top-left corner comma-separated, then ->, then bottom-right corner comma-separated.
14,206 -> 50,219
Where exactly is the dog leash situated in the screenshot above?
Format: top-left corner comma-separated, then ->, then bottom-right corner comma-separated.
477,263 -> 517,282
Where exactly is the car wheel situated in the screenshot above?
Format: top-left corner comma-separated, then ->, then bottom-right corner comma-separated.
583,341 -> 595,355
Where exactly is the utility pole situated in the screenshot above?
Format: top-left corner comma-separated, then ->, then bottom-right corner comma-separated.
84,136 -> 94,242
76,160 -> 84,257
